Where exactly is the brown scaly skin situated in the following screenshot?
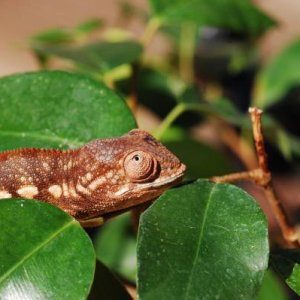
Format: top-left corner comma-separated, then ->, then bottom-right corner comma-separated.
0,129 -> 186,224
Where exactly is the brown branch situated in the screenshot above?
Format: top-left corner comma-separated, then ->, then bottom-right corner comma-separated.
211,107 -> 299,246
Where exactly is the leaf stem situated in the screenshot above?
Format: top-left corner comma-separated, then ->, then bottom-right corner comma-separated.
152,103 -> 186,140
179,23 -> 197,82
139,17 -> 162,47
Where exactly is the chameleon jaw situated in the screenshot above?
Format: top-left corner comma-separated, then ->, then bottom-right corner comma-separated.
114,165 -> 186,197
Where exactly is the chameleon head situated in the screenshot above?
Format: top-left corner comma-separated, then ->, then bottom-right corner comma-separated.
82,129 -> 186,215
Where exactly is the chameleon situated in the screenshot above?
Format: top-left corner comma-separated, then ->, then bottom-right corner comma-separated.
0,129 -> 186,226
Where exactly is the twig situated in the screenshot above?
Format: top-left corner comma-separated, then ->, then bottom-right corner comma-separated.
139,17 -> 161,47
127,63 -> 139,114
212,107 -> 299,245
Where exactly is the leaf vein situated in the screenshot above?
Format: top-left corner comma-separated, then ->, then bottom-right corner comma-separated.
0,220 -> 75,284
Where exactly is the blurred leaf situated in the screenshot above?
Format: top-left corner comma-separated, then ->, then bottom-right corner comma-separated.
198,98 -> 245,125
271,249 -> 300,296
137,179 -> 269,299
258,270 -> 287,300
163,134 -> 231,178
0,71 -> 136,150
274,129 -> 292,161
177,98 -> 246,125
254,39 -> 300,108
74,19 -> 103,35
88,260 -> 132,300
31,28 -> 74,44
31,18 -> 102,45
149,0 -> 275,36
34,41 -> 143,73
95,214 -> 137,282
0,199 -> 95,300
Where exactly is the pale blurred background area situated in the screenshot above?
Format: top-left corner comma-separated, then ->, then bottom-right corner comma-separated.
1,0 -> 300,76
0,0 -> 145,76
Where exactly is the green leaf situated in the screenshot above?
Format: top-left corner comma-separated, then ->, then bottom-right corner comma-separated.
137,179 -> 269,299
254,39 -> 300,108
0,71 -> 136,150
74,19 -> 103,35
31,28 -> 74,44
177,98 -> 246,126
34,41 -> 143,73
88,260 -> 132,300
258,270 -> 287,300
271,249 -> 300,296
95,214 -> 137,282
149,0 -> 275,36
31,19 -> 102,45
0,199 -> 95,300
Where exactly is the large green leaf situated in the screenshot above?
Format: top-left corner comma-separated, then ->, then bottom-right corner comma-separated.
33,41 -> 143,73
0,199 -> 95,300
271,249 -> 300,296
137,179 -> 269,299
254,39 -> 300,108
149,0 -> 275,36
0,71 -> 136,150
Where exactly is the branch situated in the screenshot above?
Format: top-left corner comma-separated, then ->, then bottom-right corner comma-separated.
212,107 -> 299,246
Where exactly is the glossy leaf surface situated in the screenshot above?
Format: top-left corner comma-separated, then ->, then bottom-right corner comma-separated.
137,179 -> 269,299
0,71 -> 136,150
0,199 -> 95,300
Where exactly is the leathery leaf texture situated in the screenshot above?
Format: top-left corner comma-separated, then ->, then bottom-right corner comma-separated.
0,70 -> 136,151
137,179 -> 269,300
0,199 -> 95,300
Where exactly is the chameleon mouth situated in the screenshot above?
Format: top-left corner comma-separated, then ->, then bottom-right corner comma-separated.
139,163 -> 186,189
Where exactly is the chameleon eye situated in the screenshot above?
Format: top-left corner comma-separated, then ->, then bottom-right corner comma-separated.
124,151 -> 158,183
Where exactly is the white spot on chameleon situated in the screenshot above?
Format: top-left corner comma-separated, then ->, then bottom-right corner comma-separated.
88,176 -> 106,190
85,173 -> 92,181
76,183 -> 91,195
0,190 -> 12,199
68,182 -> 78,198
43,162 -> 50,171
115,186 -> 129,196
106,171 -> 113,179
48,185 -> 62,198
68,160 -> 72,170
62,182 -> 69,197
17,185 -> 38,199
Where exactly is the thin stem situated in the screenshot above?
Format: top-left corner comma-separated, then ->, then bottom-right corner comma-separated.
140,17 -> 161,47
211,169 -> 261,184
249,107 -> 297,244
152,103 -> 186,140
179,23 -> 197,82
211,107 -> 299,245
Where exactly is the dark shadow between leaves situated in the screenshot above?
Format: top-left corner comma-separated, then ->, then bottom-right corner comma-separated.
88,260 -> 132,300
